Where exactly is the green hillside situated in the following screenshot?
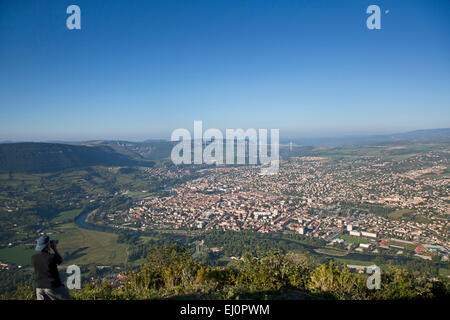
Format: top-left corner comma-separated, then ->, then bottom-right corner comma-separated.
0,142 -> 154,173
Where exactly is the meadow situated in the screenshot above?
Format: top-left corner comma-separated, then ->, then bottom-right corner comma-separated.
339,234 -> 371,245
51,222 -> 128,266
0,244 -> 35,266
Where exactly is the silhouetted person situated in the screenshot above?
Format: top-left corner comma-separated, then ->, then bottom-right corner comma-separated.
31,236 -> 72,300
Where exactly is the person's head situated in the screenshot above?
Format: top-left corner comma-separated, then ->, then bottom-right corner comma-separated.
35,235 -> 50,252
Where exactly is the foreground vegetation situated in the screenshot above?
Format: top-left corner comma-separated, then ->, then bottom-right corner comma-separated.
5,245 -> 449,300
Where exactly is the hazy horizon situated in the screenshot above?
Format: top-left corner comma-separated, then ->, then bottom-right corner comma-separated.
0,126 -> 448,143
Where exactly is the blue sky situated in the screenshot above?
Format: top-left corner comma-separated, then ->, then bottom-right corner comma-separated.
0,0 -> 449,141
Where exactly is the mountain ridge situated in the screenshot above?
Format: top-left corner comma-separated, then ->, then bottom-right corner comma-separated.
0,142 -> 154,173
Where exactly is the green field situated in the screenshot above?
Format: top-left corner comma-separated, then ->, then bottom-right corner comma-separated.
0,244 -> 35,266
339,234 -> 370,245
0,222 -> 128,267
314,248 -> 348,257
386,209 -> 430,223
48,222 -> 128,267
385,240 -> 417,251
388,209 -> 415,219
333,257 -> 374,267
51,209 -> 83,224
126,191 -> 154,199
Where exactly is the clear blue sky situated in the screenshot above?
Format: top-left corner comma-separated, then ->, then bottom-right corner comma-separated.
1,0 -> 449,141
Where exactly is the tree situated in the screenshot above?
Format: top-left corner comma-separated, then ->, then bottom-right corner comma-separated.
307,261 -> 366,299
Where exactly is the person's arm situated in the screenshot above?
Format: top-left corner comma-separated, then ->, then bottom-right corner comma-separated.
50,241 -> 63,265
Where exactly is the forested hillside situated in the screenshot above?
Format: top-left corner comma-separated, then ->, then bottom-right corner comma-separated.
0,143 -> 153,173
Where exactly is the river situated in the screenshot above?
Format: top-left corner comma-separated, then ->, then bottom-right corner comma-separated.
74,211 -> 117,233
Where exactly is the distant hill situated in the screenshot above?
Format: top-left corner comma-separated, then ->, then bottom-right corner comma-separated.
389,128 -> 450,141
0,142 -> 154,173
285,128 -> 450,146
82,140 -> 177,160
1,128 -> 447,173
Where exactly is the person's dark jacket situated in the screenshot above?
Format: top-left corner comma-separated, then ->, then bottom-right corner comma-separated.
31,251 -> 63,288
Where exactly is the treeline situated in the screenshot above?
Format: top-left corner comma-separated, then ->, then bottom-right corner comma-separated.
0,269 -> 34,299
120,230 -> 446,277
3,245 -> 449,300
198,230 -> 326,257
63,246 -> 450,300
121,230 -> 327,265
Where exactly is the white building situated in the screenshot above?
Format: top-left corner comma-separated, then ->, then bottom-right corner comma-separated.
361,231 -> 377,238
